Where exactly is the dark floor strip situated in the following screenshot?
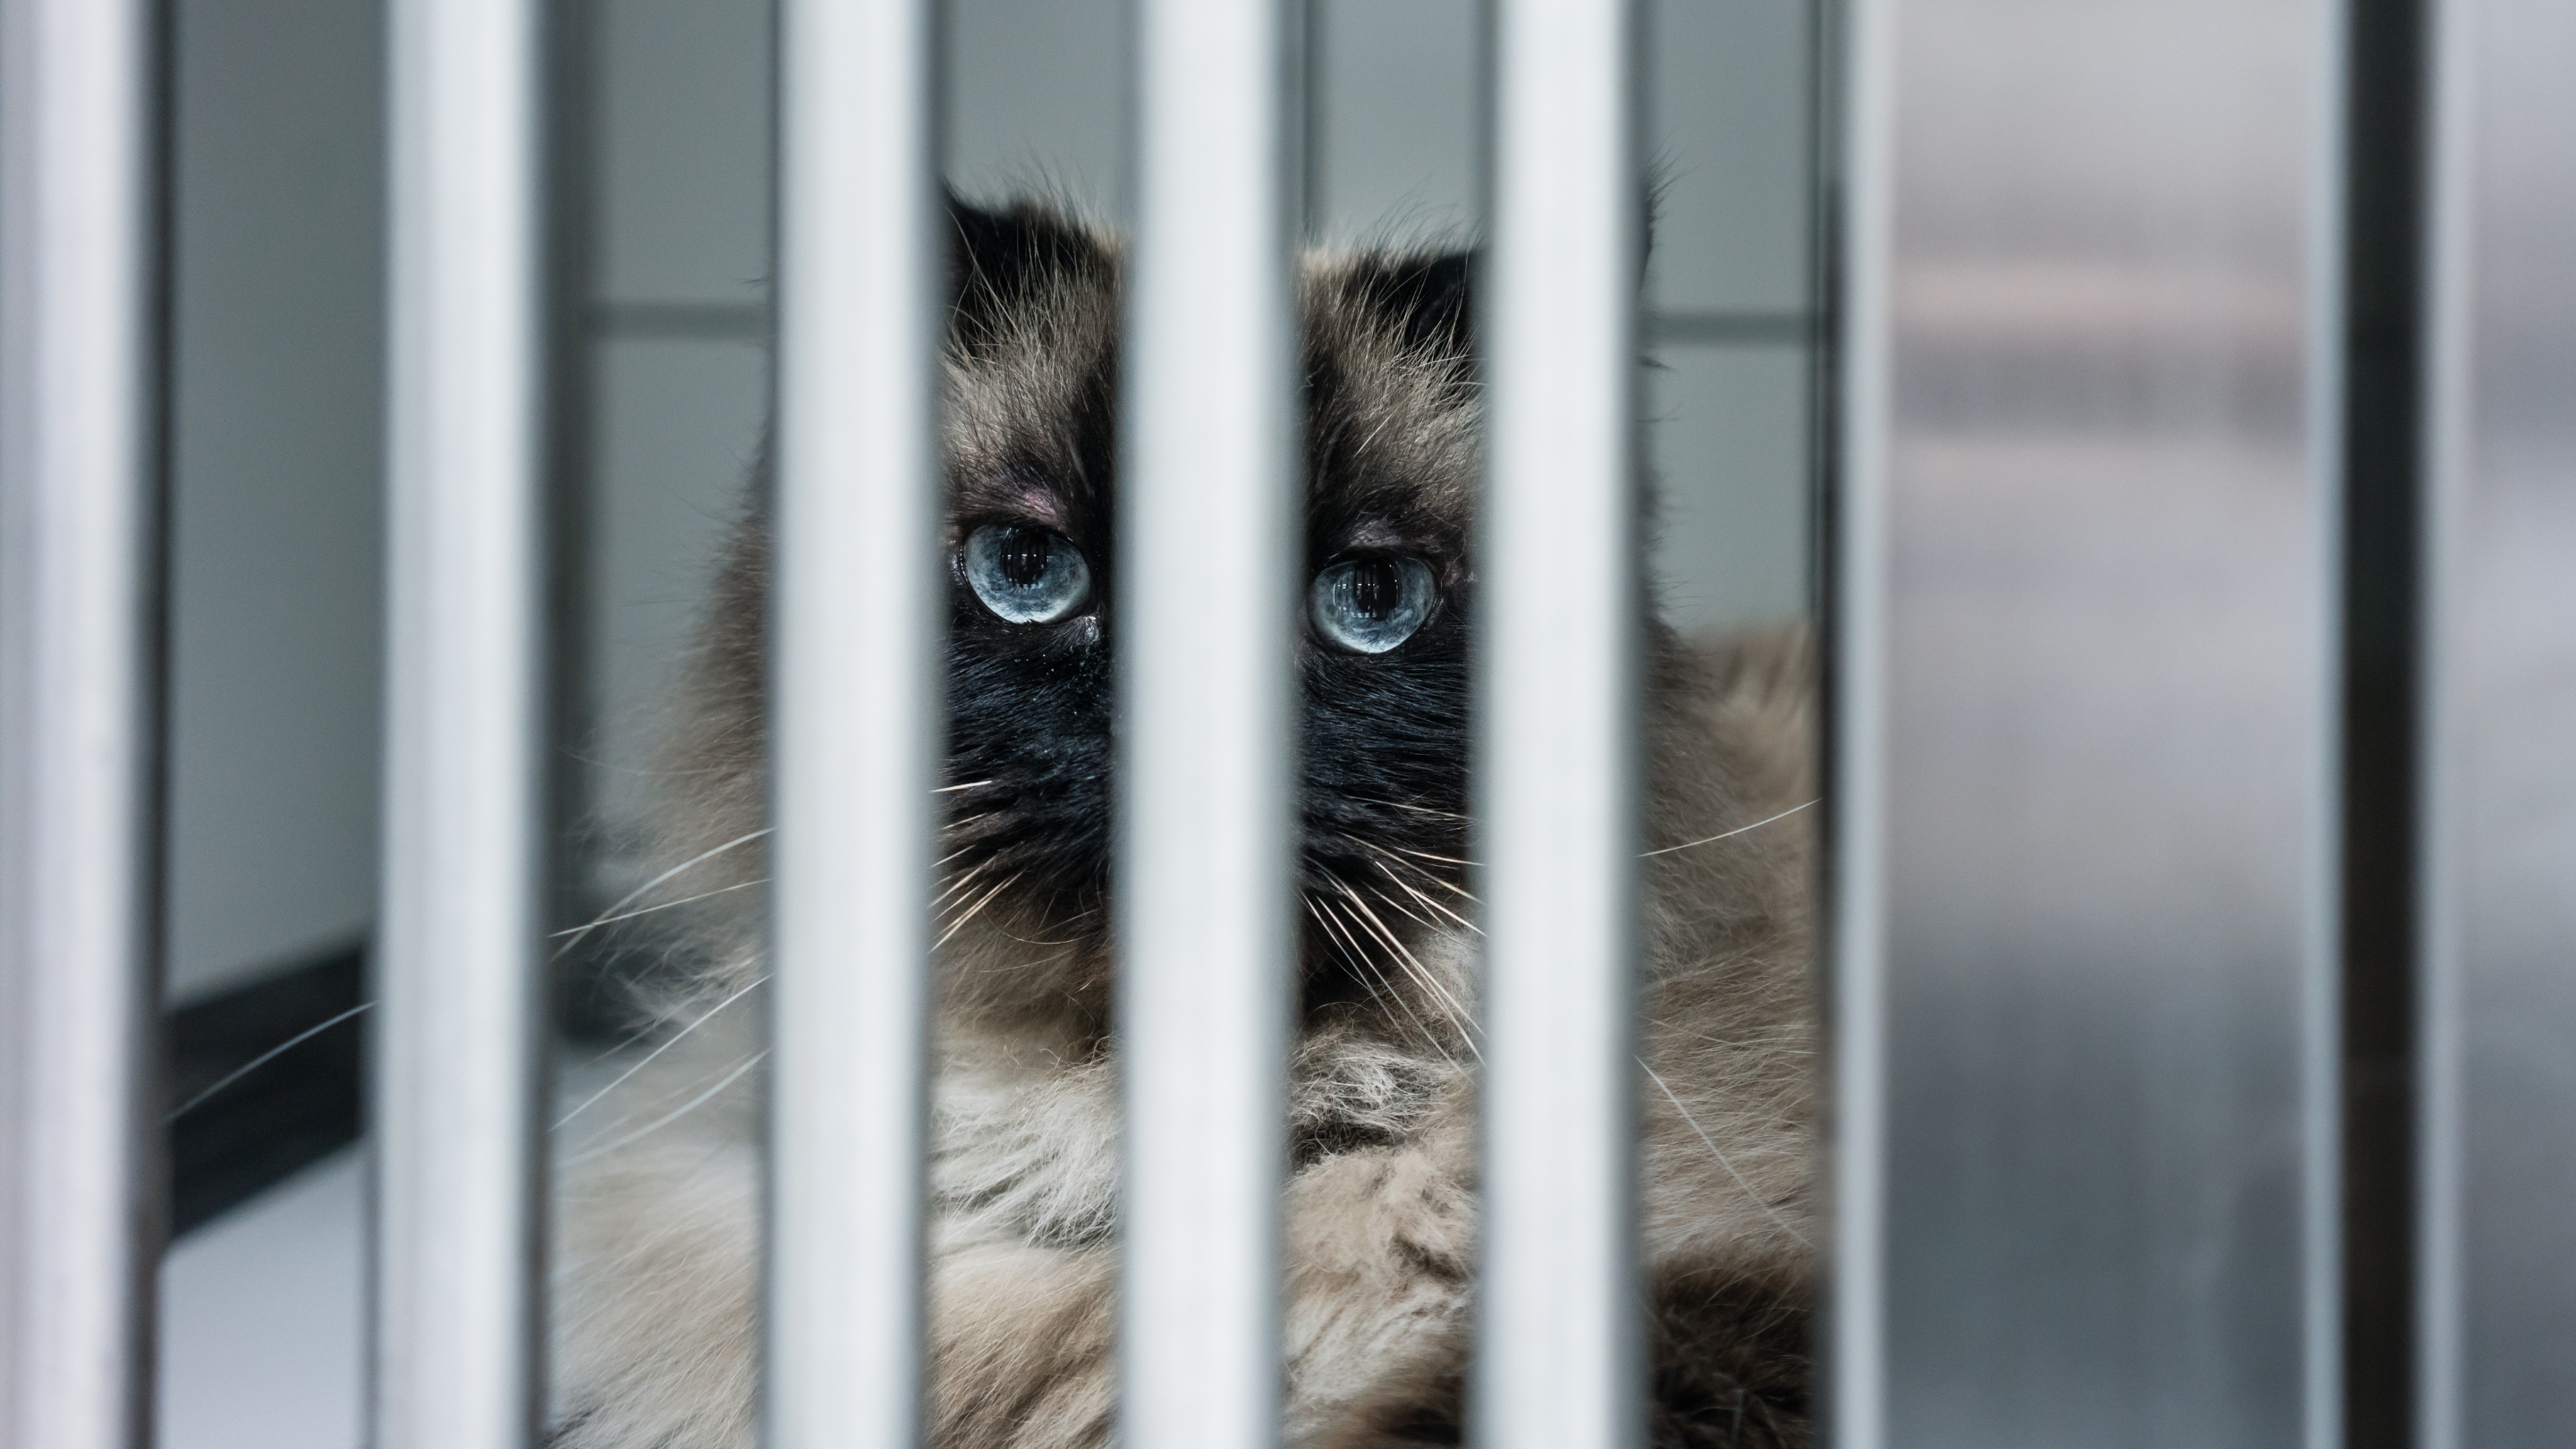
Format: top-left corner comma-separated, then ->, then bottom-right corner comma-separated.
167,943 -> 368,1237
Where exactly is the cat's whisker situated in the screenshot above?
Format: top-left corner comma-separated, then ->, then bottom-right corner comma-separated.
1333,880 -> 1473,1021
939,807 -> 995,826
1639,1059 -> 1809,1248
547,877 -> 767,937
1310,896 -> 1451,1065
934,870 -> 1021,950
550,826 -> 775,960
934,813 -> 999,866
1372,853 -> 1480,902
560,1051 -> 767,1167
1352,834 -> 1450,873
555,974 -> 771,1131
1348,841 -> 1483,931
1329,882 -> 1481,1055
932,779 -> 995,793
1376,863 -> 1480,936
943,860 -> 1009,918
1357,874 -> 1436,929
166,1003 -> 374,1123
1373,798 -> 1470,823
1304,898 -> 1396,1020
1340,804 -> 1484,897
1308,897 -> 1409,1039
930,856 -> 997,911
1638,798 -> 1817,858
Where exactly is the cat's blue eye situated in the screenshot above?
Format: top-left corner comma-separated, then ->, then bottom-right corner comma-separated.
1309,555 -> 1436,654
963,524 -> 1091,624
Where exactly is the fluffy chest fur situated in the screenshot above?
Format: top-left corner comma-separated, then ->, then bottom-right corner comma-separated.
550,199 -> 1818,1449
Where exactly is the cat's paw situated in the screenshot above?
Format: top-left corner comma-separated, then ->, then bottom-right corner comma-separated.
1307,1251 -> 1811,1449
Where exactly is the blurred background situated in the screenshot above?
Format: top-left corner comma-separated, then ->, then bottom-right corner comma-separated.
156,2 -> 1825,1443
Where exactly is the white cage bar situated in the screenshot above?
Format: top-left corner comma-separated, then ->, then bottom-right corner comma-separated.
1474,3 -> 1644,1449
0,0 -> 164,1445
1117,2 -> 1300,1447
766,0 -> 944,1444
374,0 -> 550,1445
1833,2 -> 2347,1445
2416,0 -> 2576,1444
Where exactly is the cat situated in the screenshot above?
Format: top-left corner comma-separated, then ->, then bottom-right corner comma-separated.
547,197 -> 1817,1449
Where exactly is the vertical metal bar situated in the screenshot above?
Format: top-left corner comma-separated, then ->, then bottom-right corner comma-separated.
1473,3 -> 1642,1449
766,0 -> 941,1444
1833,2 -> 2346,1445
376,0 -> 549,1444
0,0 -> 165,1444
1119,1 -> 1298,1446
2416,1 -> 2576,1443
1828,6 -> 1899,1440
2337,3 -> 2434,1440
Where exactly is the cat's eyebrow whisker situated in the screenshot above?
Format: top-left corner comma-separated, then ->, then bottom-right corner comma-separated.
551,826 -> 774,961
560,1051 -> 767,1167
1639,1059 -> 1810,1248
555,973 -> 771,1131
932,779 -> 994,793
1638,799 -> 1818,858
547,877 -> 767,937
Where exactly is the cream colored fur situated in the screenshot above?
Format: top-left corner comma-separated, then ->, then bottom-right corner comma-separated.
551,624 -> 1814,1449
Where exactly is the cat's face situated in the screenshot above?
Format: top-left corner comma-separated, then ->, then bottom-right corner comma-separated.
924,200 -> 1486,1039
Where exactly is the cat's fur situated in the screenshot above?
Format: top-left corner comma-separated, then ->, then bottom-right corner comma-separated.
550,199 -> 1817,1449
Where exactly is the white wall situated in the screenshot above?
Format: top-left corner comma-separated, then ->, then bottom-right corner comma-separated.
162,0 -> 385,1002
572,0 -> 776,879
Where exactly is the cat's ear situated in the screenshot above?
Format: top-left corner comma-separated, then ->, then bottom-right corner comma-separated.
944,192 -> 1113,346
1369,249 -> 1479,360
